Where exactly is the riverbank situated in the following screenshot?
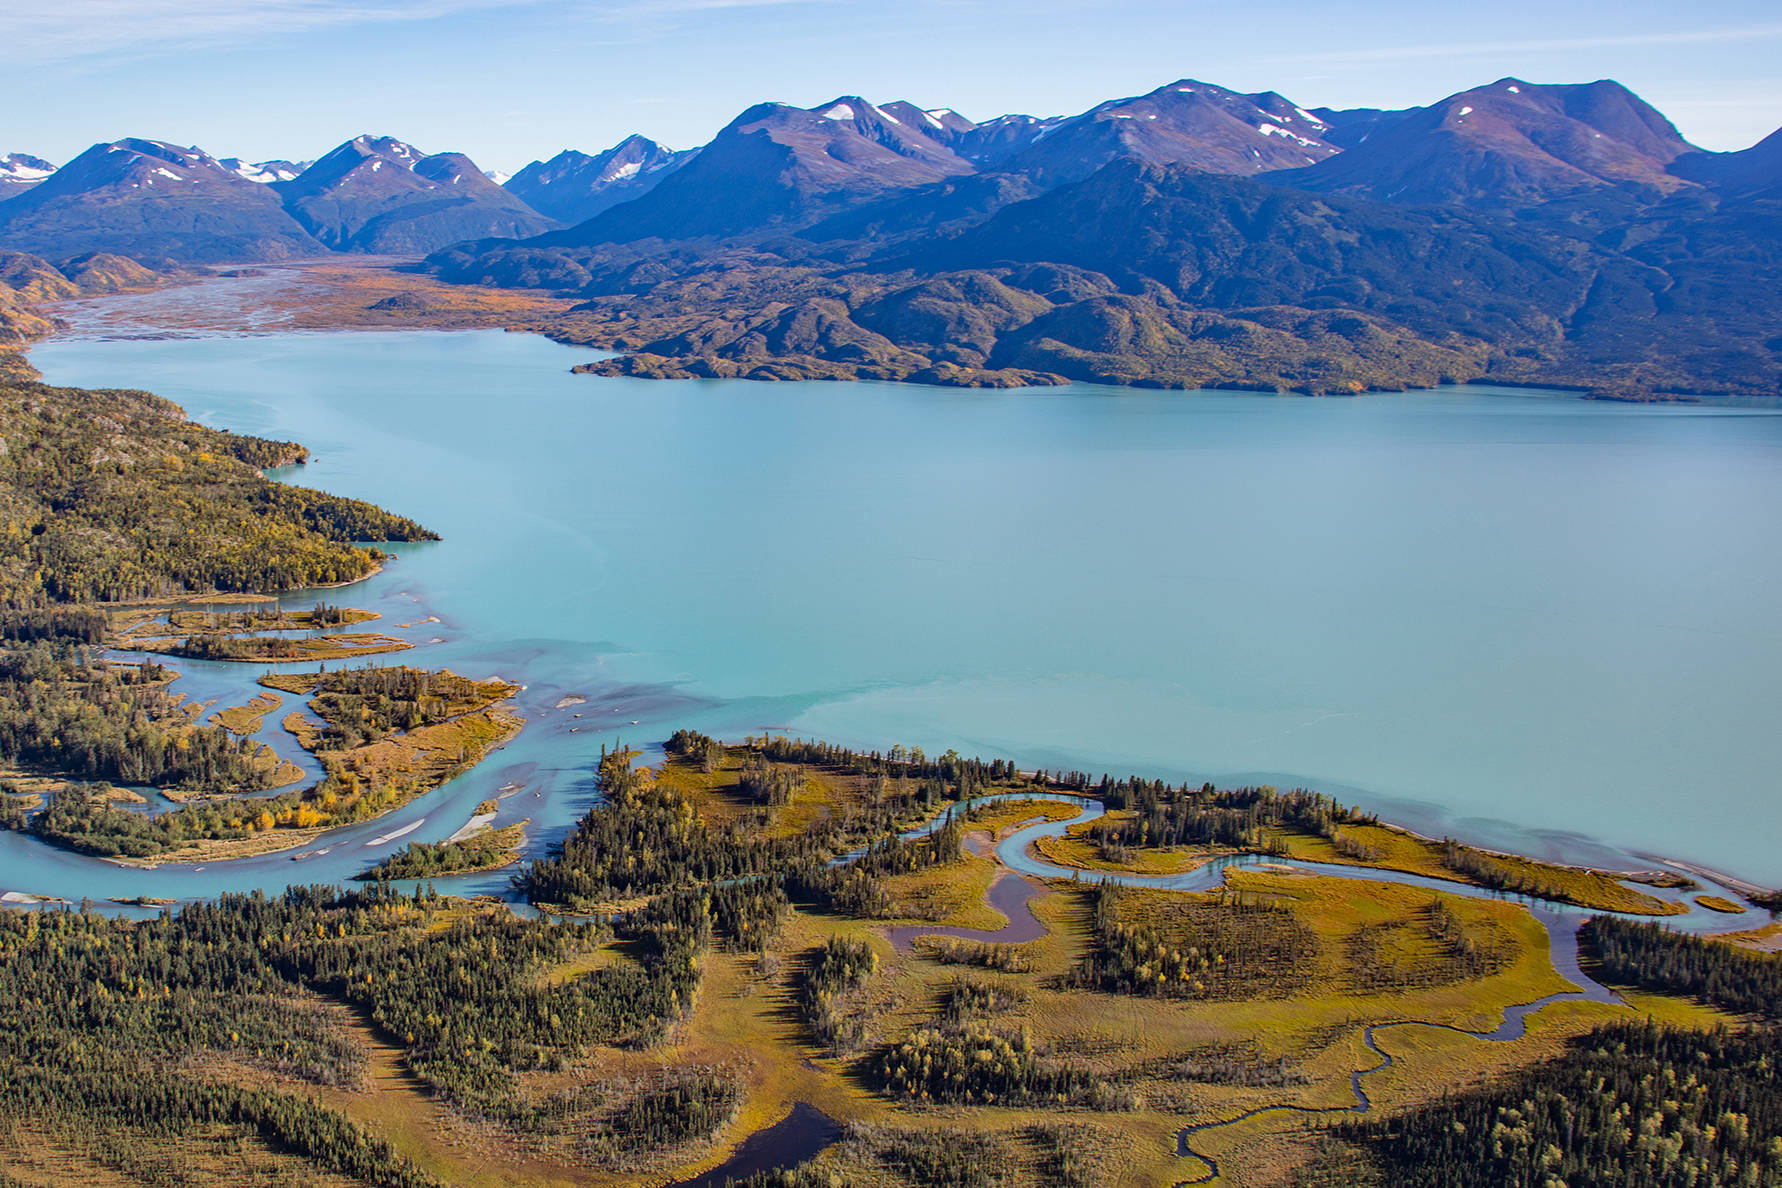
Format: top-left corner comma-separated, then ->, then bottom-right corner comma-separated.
910,785 -> 1751,919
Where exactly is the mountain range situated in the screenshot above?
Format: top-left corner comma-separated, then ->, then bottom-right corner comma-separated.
428,77 -> 1782,400
3,74 -> 1779,398
275,135 -> 553,254
0,136 -> 556,262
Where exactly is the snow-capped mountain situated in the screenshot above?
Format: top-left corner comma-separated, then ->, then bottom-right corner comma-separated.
574,95 -> 976,242
0,135 -> 557,261
990,79 -> 1340,186
505,135 -> 690,225
0,154 -> 57,197
275,135 -> 556,252
877,102 -> 979,149
6,74 -> 1777,272
0,139 -> 323,261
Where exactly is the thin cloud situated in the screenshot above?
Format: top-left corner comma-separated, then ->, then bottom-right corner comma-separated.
0,0 -> 830,63
604,0 -> 828,11
0,0 -> 549,62
1266,23 -> 1782,67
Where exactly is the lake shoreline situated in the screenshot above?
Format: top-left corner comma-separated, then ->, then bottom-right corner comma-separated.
15,312 -> 1782,898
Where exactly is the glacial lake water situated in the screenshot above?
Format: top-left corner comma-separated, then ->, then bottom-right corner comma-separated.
11,327 -> 1782,902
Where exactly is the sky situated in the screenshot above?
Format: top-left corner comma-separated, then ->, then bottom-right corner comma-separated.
7,0 -> 1782,172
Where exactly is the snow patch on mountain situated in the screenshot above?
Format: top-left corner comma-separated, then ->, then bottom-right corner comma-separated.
0,154 -> 56,182
1257,124 -> 1321,147
221,158 -> 300,183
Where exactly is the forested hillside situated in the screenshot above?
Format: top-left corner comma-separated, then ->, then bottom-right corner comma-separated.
0,379 -> 435,607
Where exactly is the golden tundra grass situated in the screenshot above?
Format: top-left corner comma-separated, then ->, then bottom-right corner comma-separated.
1263,821 -> 1683,916
173,765 -> 1749,1188
210,690 -> 282,735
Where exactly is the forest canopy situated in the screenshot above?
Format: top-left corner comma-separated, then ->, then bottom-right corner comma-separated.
0,379 -> 435,607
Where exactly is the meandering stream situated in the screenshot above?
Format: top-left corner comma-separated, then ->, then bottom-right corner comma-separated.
875,793 -> 1761,1184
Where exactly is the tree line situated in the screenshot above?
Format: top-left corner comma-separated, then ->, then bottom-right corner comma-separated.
1087,780 -> 1374,856
1336,1019 -> 1782,1187
1581,916 -> 1782,1020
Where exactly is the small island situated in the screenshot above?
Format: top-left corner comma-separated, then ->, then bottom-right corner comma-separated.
358,799 -> 529,880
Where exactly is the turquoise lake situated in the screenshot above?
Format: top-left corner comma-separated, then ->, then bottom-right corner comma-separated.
11,326 -> 1782,900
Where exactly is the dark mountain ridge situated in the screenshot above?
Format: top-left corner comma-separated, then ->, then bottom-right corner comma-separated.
426,74 -> 1781,402
1672,126 -> 1782,199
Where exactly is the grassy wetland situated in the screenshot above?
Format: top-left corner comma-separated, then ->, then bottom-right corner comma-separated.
112,600 -> 418,663
12,734 -> 1769,1188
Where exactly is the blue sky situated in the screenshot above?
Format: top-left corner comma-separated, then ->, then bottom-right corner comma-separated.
8,0 -> 1781,172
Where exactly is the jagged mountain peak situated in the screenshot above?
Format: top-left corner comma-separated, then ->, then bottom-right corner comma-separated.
557,93 -> 975,242
275,135 -> 555,252
292,135 -> 428,186
505,135 -> 691,225
705,93 -> 971,173
879,102 -> 978,144
991,77 -> 1339,185
347,133 -> 422,161
103,138 -> 220,167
